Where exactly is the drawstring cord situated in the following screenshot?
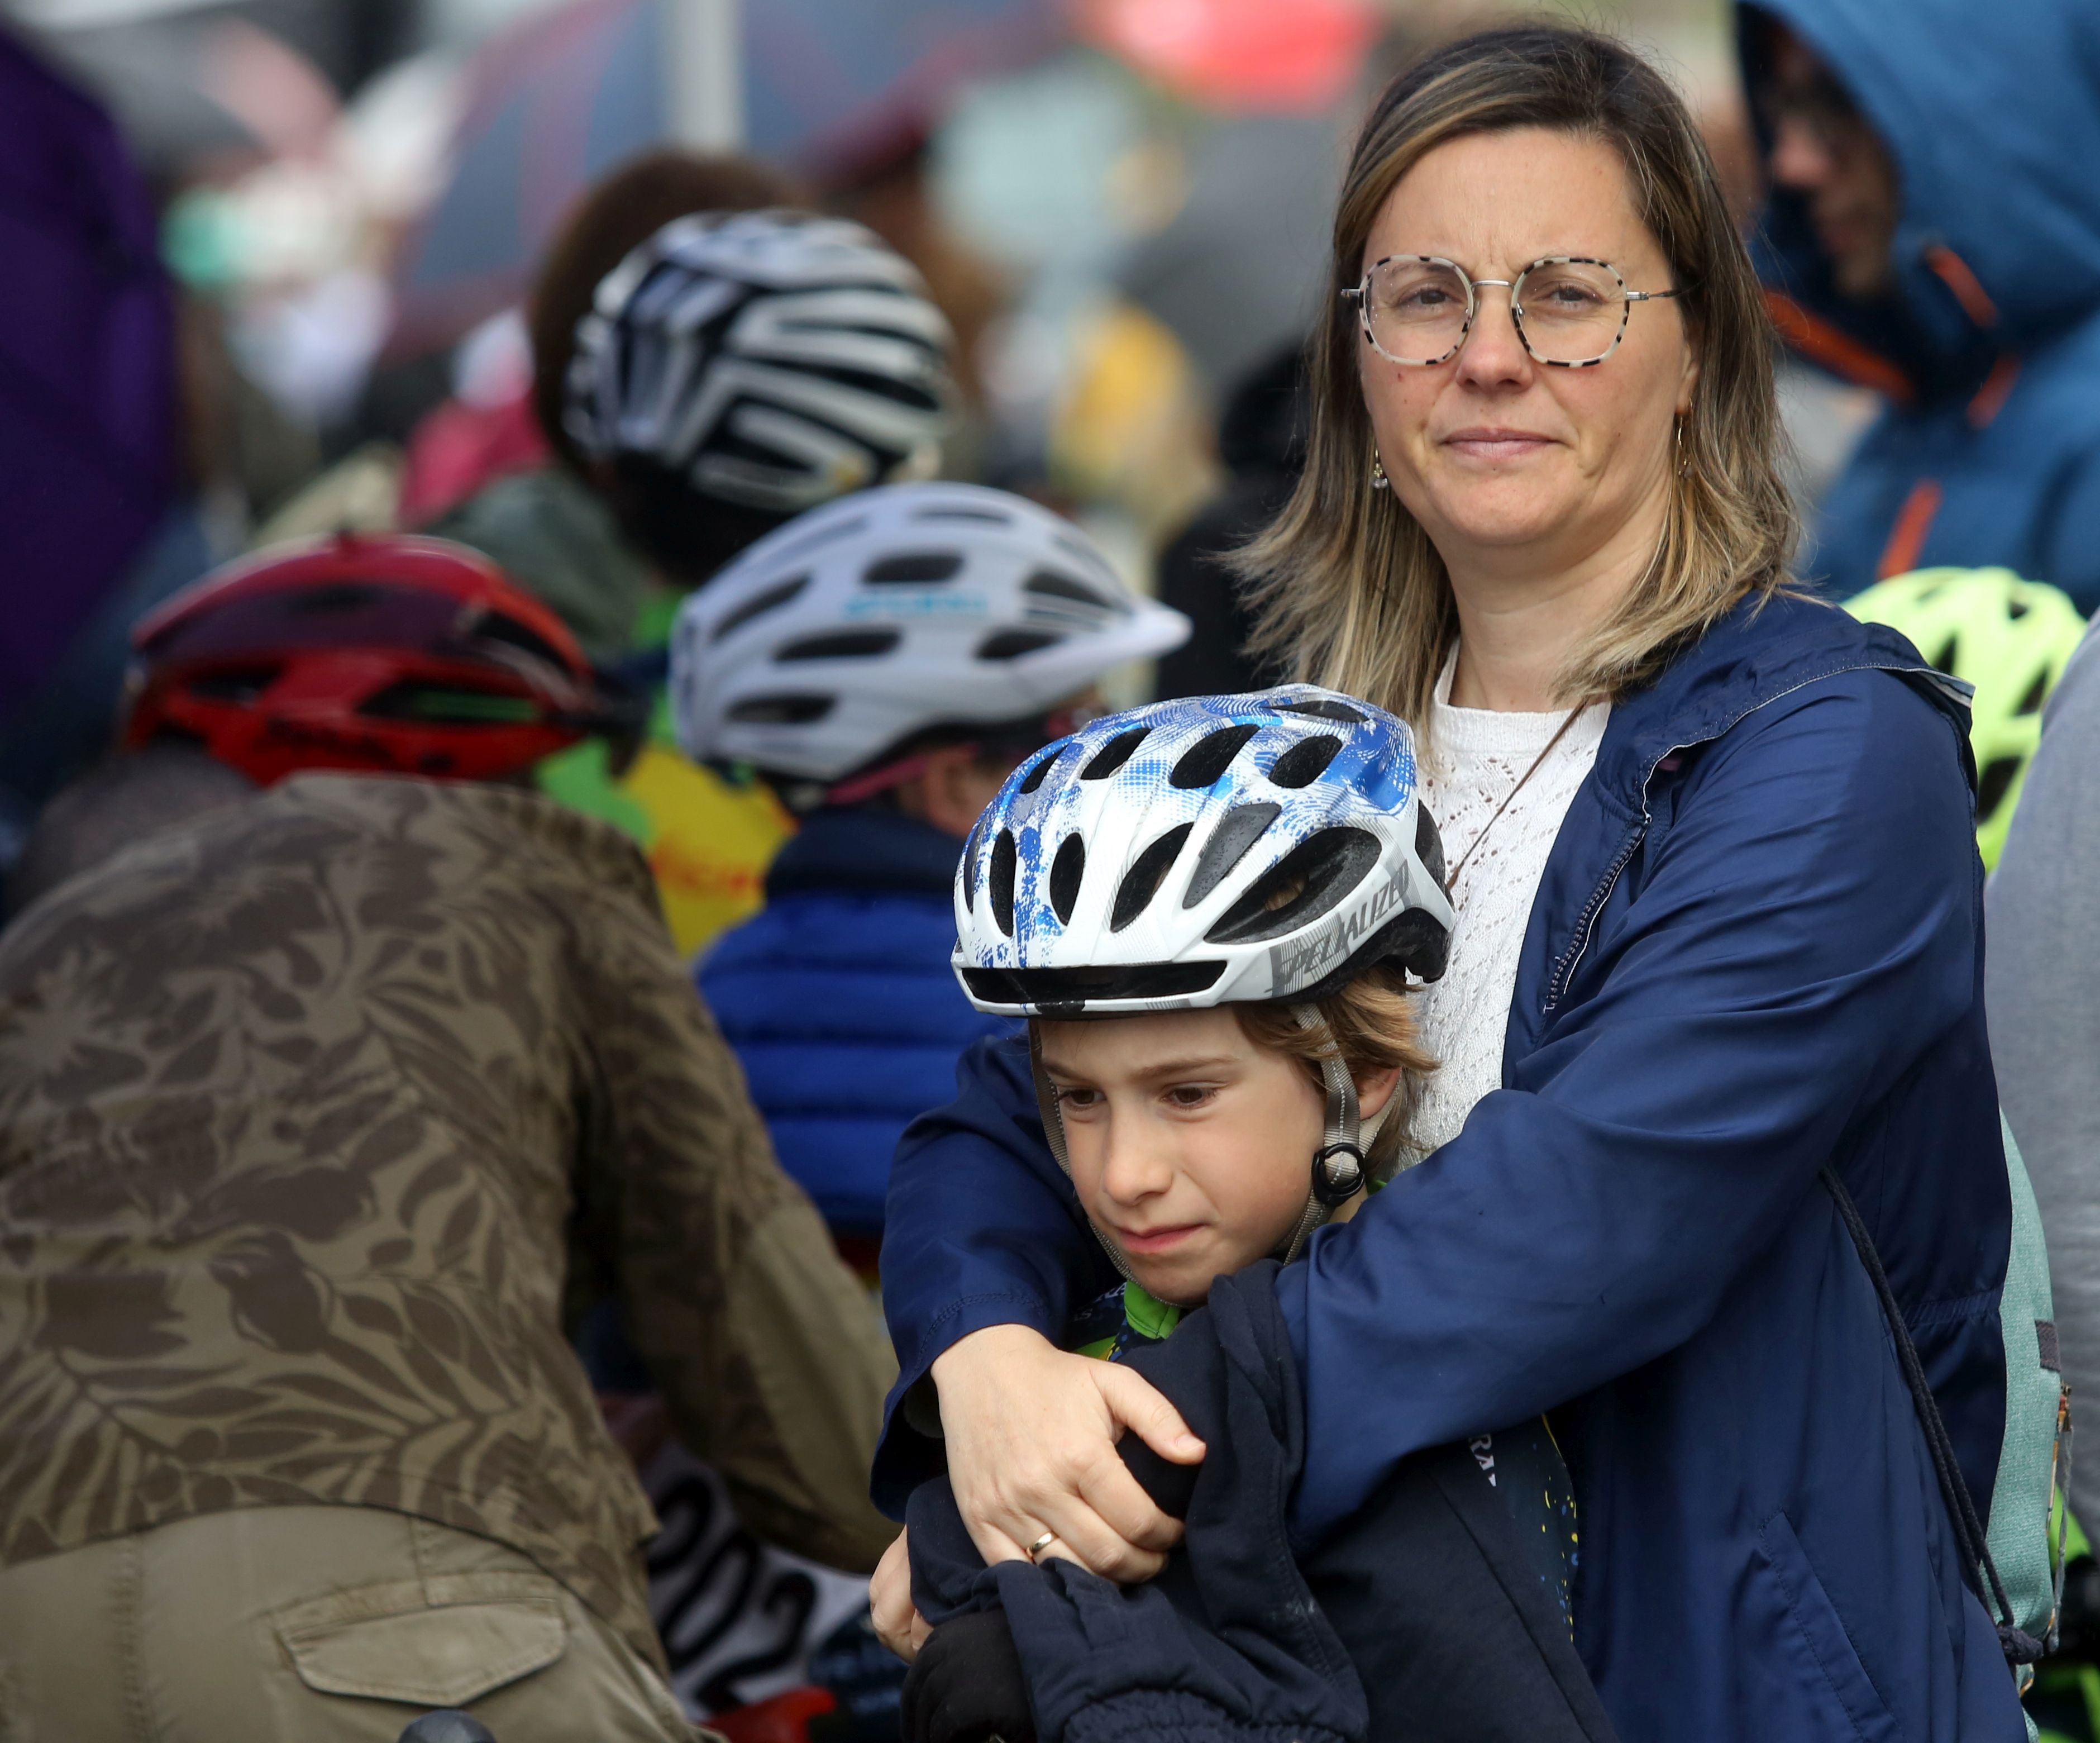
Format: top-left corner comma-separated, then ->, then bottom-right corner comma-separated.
1822,1165 -> 2042,1665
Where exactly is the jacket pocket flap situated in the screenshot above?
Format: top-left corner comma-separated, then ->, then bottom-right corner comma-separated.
276,1587 -> 566,1707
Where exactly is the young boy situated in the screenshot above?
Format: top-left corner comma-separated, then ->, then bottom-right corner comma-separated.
671,480 -> 1190,1249
888,689 -> 1611,1743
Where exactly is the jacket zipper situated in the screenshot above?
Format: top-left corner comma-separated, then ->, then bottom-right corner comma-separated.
1544,814 -> 1648,1011
1539,659 -> 1957,1014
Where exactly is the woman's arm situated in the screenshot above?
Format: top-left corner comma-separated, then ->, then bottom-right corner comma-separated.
1275,668 -> 1997,1542
875,1032 -> 1119,1500
881,672 -> 1993,1565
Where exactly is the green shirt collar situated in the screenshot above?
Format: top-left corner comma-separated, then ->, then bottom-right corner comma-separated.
1123,1280 -> 1185,1342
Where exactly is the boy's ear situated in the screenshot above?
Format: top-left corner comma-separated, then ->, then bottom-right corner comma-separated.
1356,1061 -> 1403,1123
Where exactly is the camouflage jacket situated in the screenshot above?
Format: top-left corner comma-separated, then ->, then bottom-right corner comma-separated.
0,775 -> 898,1665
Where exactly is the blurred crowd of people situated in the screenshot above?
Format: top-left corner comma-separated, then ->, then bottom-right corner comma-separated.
7,0 -> 2100,1738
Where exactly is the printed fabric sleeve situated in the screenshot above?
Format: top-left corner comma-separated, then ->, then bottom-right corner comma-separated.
874,1033 -> 1120,1513
569,858 -> 901,1572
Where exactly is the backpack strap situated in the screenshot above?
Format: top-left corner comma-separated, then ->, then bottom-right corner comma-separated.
1820,1165 -> 2044,1666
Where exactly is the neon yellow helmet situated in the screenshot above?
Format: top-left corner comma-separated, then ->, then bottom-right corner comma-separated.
1845,568 -> 2088,869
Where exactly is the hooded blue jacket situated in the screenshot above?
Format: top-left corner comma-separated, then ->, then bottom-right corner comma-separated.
698,807 -> 1009,1239
1740,0 -> 2100,608
874,592 -> 2025,1743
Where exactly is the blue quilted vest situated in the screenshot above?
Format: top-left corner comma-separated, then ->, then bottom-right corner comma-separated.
698,807 -> 1013,1239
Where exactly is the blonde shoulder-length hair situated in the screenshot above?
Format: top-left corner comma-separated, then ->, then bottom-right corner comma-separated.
1238,24 -> 1797,725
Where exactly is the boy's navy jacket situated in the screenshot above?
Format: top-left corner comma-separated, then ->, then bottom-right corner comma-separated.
906,1265 -> 1616,1743
698,806 -> 1008,1236
1739,0 -> 2100,607
876,591 -> 2027,1743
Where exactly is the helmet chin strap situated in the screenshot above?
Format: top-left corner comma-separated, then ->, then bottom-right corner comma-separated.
1280,1006 -> 1382,1264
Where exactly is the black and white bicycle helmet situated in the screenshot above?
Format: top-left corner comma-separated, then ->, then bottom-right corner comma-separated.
952,687 -> 1454,1255
670,482 -> 1189,800
564,209 -> 956,555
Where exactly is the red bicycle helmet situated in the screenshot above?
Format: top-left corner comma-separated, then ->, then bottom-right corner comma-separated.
126,534 -> 623,785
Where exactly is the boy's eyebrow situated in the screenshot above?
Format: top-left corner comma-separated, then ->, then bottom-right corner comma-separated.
1039,1053 -> 1243,1080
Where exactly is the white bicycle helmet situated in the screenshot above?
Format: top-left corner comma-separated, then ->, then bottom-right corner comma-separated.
564,209 -> 955,520
670,482 -> 1190,798
952,686 -> 1453,1255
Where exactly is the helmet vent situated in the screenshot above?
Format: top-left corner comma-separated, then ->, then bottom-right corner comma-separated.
1018,744 -> 1065,794
2017,670 -> 2049,716
1170,724 -> 1261,789
990,830 -> 1018,936
184,664 -> 280,703
1185,803 -> 1280,908
1978,755 -> 2022,824
1267,735 -> 1343,789
1082,727 -> 1149,779
977,630 -> 1062,661
1415,802 -> 1448,892
913,506 -> 1010,525
864,551 -> 963,584
1206,828 -> 1381,944
1050,835 -> 1086,923
1024,570 -> 1117,612
478,612 -> 574,672
1111,823 -> 1192,931
728,694 -> 834,725
360,683 -> 538,723
1930,635 -> 1958,676
776,628 -> 902,662
1276,697 -> 1367,724
281,582 -> 382,617
713,574 -> 811,641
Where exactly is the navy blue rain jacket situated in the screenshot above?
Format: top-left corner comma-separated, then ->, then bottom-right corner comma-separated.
698,807 -> 1010,1238
875,592 -> 2025,1743
1740,0 -> 2100,607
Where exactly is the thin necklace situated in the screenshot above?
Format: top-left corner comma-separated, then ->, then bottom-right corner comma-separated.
1444,704 -> 1586,890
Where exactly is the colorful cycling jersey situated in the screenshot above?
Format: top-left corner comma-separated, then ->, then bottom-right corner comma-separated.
1066,1278 -> 1581,1631
537,594 -> 793,956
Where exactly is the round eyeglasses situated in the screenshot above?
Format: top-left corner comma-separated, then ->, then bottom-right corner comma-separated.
1343,255 -> 1684,368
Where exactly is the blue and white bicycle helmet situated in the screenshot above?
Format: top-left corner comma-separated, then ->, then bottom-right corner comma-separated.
953,686 -> 1453,1246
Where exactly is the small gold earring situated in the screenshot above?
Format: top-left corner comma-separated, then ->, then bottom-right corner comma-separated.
1675,417 -> 1692,480
1371,447 -> 1390,491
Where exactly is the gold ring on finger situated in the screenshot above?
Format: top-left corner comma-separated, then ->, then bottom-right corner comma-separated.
1025,1530 -> 1056,1560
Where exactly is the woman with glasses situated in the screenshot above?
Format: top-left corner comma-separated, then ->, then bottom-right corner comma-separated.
870,25 -> 2024,1743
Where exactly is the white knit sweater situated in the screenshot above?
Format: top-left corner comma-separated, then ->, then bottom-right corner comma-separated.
1405,656 -> 1609,1163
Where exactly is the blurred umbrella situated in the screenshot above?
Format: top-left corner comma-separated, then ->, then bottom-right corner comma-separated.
0,25 -> 176,722
12,0 -> 422,173
389,0 -> 1067,359
744,0 -> 1066,187
1079,0 -> 1376,112
388,0 -> 664,357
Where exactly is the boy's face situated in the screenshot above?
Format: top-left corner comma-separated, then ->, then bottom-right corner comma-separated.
1037,1007 -> 1328,1306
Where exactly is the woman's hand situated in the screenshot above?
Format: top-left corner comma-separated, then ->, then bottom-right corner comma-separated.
870,1530 -> 930,1663
930,1323 -> 1205,1582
